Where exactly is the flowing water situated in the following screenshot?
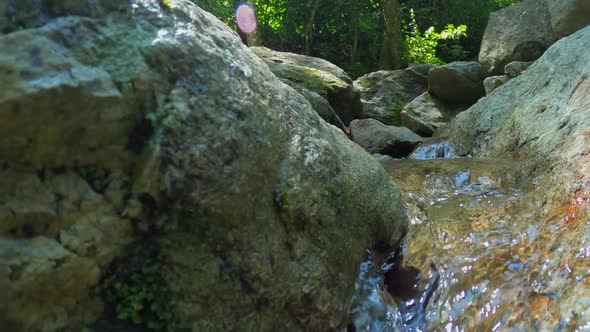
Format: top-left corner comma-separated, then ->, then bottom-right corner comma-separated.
350,154 -> 590,331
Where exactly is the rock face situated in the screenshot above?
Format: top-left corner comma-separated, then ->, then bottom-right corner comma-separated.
354,67 -> 430,125
445,26 -> 590,207
547,0 -> 590,38
0,170 -> 132,332
251,46 -> 361,125
0,1 -> 407,331
428,61 -> 486,104
401,92 -> 466,136
350,119 -> 422,157
479,0 -> 556,74
483,75 -> 510,95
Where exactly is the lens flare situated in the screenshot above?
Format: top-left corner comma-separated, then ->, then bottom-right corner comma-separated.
235,3 -> 257,34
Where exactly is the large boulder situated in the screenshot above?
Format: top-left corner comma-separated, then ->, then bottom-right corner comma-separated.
427,61 -> 486,105
251,46 -> 361,125
0,1 -> 407,331
353,66 -> 431,125
350,119 -> 422,157
445,26 -> 590,208
479,0 -> 556,74
401,92 -> 466,137
547,0 -> 590,39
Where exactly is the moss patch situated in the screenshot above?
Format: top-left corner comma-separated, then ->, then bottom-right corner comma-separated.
385,102 -> 407,126
99,239 -> 179,331
273,65 -> 348,97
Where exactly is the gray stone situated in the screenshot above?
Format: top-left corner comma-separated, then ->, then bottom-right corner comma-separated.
483,75 -> 510,95
428,61 -> 486,104
251,46 -> 352,83
354,68 -> 429,125
547,0 -> 590,38
350,118 -> 422,157
406,63 -> 435,85
281,79 -> 346,131
504,61 -> 533,78
372,153 -> 395,161
479,0 -> 556,74
251,46 -> 361,125
401,92 -> 466,137
446,26 -> 590,208
0,1 -> 408,331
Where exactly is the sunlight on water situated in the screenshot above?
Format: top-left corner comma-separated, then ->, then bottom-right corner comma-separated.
350,158 -> 590,331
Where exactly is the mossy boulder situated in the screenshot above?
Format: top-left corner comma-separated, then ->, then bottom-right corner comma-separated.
0,0 -> 407,331
251,46 -> 361,125
353,67 -> 430,126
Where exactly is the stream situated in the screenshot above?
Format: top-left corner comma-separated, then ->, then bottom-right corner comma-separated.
350,146 -> 590,331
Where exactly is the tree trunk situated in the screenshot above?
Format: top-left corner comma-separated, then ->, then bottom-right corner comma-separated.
351,15 -> 359,62
379,0 -> 403,70
246,0 -> 261,46
304,0 -> 320,55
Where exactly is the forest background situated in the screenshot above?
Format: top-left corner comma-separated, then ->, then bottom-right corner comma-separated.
196,0 -> 519,78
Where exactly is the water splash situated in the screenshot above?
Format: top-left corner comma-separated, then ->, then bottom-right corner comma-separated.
409,140 -> 456,160
353,158 -> 590,330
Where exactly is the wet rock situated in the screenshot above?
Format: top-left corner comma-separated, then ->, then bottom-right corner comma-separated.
547,0 -> 590,38
479,0 -> 556,74
350,119 -> 422,157
251,46 -> 361,125
354,68 -> 429,125
428,61 -> 486,105
445,25 -> 590,207
504,61 -> 533,78
483,75 -> 510,95
401,92 -> 466,137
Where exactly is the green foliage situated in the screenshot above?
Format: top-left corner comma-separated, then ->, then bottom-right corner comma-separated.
401,0 -> 520,61
160,0 -> 173,10
403,9 -> 467,65
100,241 -> 178,331
197,0 -> 520,77
195,0 -> 237,27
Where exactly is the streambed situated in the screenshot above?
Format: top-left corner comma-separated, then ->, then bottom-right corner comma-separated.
350,156 -> 590,331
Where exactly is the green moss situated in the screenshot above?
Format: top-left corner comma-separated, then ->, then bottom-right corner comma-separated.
385,102 -> 407,126
274,66 -> 347,97
100,240 -> 178,331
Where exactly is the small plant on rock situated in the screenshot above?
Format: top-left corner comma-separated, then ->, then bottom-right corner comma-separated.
100,241 -> 178,331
